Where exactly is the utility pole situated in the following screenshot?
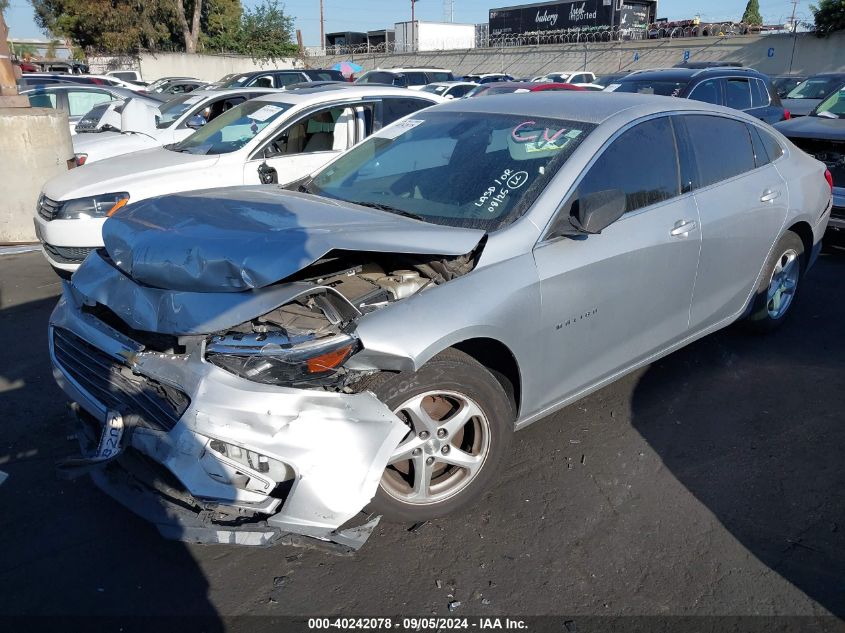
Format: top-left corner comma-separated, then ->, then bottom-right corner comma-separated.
319,0 -> 325,51
411,0 -> 416,53
789,0 -> 799,32
788,0 -> 799,73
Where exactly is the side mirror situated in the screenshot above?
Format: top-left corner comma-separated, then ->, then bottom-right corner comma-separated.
572,189 -> 627,234
551,189 -> 627,238
444,94 -> 455,100
186,114 -> 206,130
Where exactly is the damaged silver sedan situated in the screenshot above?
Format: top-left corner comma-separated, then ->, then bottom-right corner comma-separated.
51,93 -> 832,549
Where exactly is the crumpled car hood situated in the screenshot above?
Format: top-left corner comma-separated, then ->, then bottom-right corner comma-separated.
103,186 -> 486,293
774,115 -> 845,142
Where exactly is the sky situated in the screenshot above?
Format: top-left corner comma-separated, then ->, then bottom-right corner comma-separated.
5,0 -> 813,46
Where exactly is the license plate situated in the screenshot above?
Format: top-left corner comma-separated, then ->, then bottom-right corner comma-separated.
95,411 -> 125,460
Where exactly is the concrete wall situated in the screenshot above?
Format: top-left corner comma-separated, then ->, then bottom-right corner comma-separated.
309,32 -> 845,78
90,52 -> 301,83
0,108 -> 74,243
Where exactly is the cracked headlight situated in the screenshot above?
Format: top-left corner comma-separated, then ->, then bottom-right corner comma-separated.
205,331 -> 357,386
57,192 -> 129,220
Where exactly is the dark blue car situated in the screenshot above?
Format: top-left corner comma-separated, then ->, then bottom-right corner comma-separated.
608,67 -> 788,125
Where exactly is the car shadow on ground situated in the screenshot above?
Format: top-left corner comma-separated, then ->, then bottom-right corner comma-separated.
629,253 -> 845,617
0,292 -> 223,628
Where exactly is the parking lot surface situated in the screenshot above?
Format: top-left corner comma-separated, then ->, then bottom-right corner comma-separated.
0,251 -> 843,626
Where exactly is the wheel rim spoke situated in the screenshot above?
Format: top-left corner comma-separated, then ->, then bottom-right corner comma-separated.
401,394 -> 440,436
439,447 -> 482,476
409,454 -> 434,501
440,399 -> 484,438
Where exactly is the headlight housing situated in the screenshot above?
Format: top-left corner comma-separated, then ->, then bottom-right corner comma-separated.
206,331 -> 358,387
57,192 -> 129,220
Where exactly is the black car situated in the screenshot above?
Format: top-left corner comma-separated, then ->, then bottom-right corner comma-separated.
782,73 -> 845,117
775,83 -> 845,243
772,75 -> 806,99
207,69 -> 345,90
610,67 -> 788,124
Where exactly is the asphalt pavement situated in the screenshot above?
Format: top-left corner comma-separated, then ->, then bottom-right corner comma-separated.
1,250 -> 843,630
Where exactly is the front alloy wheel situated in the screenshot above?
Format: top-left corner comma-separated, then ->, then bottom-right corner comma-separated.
366,349 -> 513,522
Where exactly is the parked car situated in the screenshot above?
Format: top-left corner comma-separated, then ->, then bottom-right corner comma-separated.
35,86 -> 444,273
782,73 -> 845,117
593,72 -> 632,88
205,69 -> 346,90
144,76 -> 198,93
775,82 -> 845,243
72,88 -> 277,164
150,79 -> 207,95
532,71 -> 597,86
772,75 -> 806,99
19,73 -> 138,89
421,81 -> 478,99
463,73 -> 514,84
467,81 -> 585,97
49,93 -> 831,550
105,70 -> 146,86
22,84 -> 162,134
607,67 -> 789,124
355,68 -> 455,89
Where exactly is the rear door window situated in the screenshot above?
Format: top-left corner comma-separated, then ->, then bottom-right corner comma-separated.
404,72 -> 429,86
576,116 -> 680,214
688,79 -> 721,105
757,127 -> 785,161
725,78 -> 752,110
429,71 -> 453,82
681,114 -> 756,187
748,124 -> 771,167
67,90 -> 113,116
380,98 -> 434,127
275,73 -> 303,87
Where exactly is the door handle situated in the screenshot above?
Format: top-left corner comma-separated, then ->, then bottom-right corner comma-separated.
760,189 -> 782,203
670,220 -> 697,237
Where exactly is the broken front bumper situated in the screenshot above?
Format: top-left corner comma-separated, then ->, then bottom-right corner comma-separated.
49,285 -> 407,549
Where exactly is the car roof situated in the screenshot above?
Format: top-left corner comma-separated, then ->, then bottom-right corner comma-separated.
371,67 -> 452,73
621,67 -> 768,82
249,85 -> 443,105
434,91 -> 741,125
171,87 -> 277,99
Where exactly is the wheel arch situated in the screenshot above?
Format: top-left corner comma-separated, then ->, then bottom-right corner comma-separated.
449,337 -> 522,422
785,220 -> 814,268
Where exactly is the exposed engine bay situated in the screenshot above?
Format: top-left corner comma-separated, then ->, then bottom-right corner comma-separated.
204,249 -> 481,390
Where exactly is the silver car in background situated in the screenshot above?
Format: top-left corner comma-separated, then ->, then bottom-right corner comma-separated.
50,93 -> 832,550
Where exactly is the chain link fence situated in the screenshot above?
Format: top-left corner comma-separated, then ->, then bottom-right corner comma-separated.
304,22 -> 772,57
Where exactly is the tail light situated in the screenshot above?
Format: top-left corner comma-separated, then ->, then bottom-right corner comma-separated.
824,168 -> 834,192
783,110 -> 791,120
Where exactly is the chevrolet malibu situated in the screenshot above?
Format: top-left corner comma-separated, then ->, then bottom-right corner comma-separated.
51,93 -> 832,550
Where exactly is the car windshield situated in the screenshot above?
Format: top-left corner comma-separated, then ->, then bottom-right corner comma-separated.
422,84 -> 449,95
611,80 -> 687,96
787,77 -> 842,100
155,94 -> 204,128
308,111 -> 595,231
169,99 -> 292,155
814,85 -> 845,119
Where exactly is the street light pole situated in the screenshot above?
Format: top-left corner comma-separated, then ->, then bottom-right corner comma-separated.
319,0 -> 325,51
411,0 -> 416,53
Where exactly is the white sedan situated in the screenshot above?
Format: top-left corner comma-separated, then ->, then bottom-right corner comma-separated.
35,86 -> 445,274
72,88 -> 277,164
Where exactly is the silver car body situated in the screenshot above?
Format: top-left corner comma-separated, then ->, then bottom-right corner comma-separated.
50,93 -> 832,548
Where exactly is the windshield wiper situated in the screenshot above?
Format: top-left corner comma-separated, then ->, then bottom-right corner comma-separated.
352,201 -> 426,221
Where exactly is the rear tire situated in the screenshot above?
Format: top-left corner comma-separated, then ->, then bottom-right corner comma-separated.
746,231 -> 804,333
366,349 -> 513,523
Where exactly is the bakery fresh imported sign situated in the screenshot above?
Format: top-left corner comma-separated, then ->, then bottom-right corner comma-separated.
489,0 -> 614,35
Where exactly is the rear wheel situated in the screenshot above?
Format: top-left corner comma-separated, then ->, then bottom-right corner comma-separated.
367,350 -> 513,522
746,231 -> 804,333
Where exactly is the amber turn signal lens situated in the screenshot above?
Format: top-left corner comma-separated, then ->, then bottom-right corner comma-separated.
306,344 -> 354,374
107,198 -> 129,217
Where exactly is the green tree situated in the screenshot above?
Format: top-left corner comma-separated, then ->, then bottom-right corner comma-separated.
0,0 -> 9,14
741,0 -> 763,25
236,0 -> 297,60
201,0 -> 242,51
31,0 -> 178,53
810,0 -> 845,34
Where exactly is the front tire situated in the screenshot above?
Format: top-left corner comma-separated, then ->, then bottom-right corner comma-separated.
366,349 -> 514,523
746,231 -> 804,333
